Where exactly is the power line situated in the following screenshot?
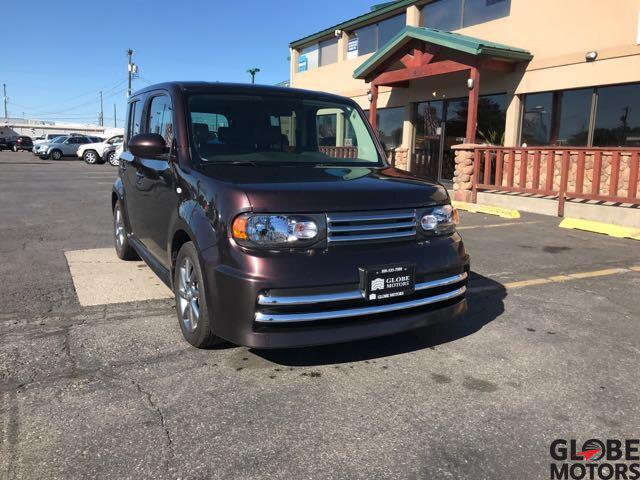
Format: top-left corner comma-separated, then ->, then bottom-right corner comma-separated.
10,87 -> 127,116
8,80 -> 127,115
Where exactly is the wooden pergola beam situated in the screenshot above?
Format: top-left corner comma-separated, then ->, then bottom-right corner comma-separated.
372,60 -> 470,86
466,67 -> 481,144
369,84 -> 378,131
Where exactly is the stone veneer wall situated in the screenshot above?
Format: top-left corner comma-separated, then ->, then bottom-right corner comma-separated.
452,144 -> 640,203
451,144 -> 477,201
388,147 -> 409,171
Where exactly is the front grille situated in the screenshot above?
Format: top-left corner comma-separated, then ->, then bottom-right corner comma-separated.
327,209 -> 417,244
254,272 -> 467,324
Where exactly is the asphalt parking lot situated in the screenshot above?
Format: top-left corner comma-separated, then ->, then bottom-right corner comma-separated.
1,150 -> 639,480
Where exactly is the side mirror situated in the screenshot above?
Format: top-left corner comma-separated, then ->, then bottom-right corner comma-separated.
128,133 -> 167,158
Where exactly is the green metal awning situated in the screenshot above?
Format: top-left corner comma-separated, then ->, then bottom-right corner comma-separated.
353,25 -> 532,79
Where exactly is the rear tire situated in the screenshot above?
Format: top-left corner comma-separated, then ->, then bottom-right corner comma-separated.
113,200 -> 139,260
107,151 -> 119,166
83,150 -> 99,164
174,242 -> 224,348
50,149 -> 62,160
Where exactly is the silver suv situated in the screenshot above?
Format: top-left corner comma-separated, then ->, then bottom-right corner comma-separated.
36,135 -> 96,160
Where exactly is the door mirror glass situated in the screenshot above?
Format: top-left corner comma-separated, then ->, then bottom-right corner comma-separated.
128,133 -> 168,157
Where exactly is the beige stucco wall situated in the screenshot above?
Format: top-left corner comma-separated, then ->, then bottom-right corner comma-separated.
290,0 -> 640,149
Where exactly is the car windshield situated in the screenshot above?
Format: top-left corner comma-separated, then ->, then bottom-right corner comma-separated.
52,137 -> 66,143
187,94 -> 383,166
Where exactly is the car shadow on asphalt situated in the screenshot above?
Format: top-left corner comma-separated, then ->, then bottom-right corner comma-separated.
251,272 -> 506,367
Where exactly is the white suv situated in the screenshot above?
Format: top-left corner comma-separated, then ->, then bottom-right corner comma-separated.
77,135 -> 124,165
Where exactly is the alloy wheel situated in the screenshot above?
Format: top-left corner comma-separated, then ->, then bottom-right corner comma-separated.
108,152 -> 119,166
84,151 -> 97,164
178,257 -> 200,333
114,207 -> 125,251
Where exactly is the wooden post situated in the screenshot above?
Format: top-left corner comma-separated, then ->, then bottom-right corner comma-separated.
369,84 -> 378,132
466,67 -> 480,144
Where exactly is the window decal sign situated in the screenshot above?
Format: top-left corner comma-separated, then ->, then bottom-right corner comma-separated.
298,55 -> 308,72
347,37 -> 359,59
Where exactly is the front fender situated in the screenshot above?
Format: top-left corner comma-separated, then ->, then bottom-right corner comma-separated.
167,200 -> 219,264
112,176 -> 125,205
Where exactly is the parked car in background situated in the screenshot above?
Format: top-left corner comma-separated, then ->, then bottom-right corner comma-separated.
36,135 -> 95,160
112,82 -> 469,349
8,136 -> 34,152
110,143 -> 124,167
33,133 -> 67,146
77,134 -> 124,164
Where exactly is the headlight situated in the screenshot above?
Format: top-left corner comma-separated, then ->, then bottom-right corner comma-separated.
419,204 -> 458,235
232,213 -> 321,248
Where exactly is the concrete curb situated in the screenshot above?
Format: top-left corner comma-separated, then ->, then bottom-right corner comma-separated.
452,201 -> 521,219
559,218 -> 640,240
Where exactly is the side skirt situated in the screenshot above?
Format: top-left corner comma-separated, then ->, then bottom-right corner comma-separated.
128,235 -> 172,289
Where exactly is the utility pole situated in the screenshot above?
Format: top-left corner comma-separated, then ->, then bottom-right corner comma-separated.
127,49 -> 138,97
99,91 -> 104,126
113,104 -> 117,128
247,68 -> 260,84
3,83 -> 7,118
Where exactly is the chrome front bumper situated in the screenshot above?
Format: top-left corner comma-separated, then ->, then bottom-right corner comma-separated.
255,272 -> 467,323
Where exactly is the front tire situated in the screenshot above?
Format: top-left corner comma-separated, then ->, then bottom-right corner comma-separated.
113,200 -> 139,260
174,242 -> 224,348
50,149 -> 62,160
83,150 -> 98,164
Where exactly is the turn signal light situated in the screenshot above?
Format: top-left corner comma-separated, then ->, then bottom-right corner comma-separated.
232,216 -> 249,240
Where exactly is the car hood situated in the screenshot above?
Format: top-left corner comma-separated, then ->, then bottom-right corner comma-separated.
200,165 -> 448,212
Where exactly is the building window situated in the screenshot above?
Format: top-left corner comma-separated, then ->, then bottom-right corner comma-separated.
521,89 -> 591,147
478,94 -> 507,145
422,0 -> 463,31
375,107 -> 404,150
319,37 -> 339,66
593,83 -> 640,147
378,14 -> 406,47
463,0 -> 511,27
298,44 -> 319,72
350,13 -> 406,57
421,0 -> 510,31
353,24 -> 378,56
520,83 -> 640,147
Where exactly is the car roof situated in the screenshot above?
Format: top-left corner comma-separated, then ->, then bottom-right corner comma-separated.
130,81 -> 356,105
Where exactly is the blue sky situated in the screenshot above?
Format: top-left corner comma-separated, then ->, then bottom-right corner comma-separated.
3,0 -> 377,126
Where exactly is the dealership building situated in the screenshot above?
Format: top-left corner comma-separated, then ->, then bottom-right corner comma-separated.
288,0 -> 640,218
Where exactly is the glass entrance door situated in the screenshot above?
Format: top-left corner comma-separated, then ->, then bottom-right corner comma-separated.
442,98 -> 469,183
413,94 -> 507,183
413,100 -> 444,181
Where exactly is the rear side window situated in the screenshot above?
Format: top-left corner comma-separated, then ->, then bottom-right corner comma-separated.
147,95 -> 174,146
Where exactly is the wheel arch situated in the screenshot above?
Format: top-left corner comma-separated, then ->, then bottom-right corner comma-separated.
168,202 -> 219,284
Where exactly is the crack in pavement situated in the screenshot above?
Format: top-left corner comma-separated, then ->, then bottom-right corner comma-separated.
130,378 -> 176,475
